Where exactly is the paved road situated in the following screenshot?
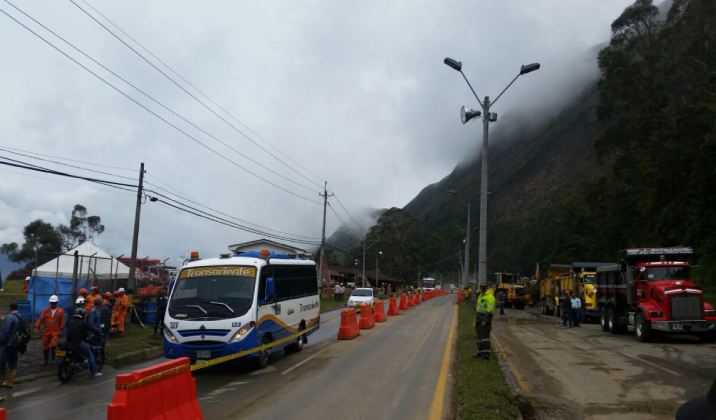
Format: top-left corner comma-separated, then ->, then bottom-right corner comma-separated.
492,307 -> 716,420
2,296 -> 457,419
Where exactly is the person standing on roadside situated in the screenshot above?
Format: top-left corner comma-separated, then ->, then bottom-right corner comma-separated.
579,292 -> 586,325
99,299 -> 112,344
560,291 -> 573,328
474,283 -> 496,360
155,288 -> 168,335
571,292 -> 581,327
497,290 -> 506,315
34,295 -> 65,365
0,303 -> 21,393
115,288 -> 129,338
333,282 -> 341,302
340,284 -> 346,302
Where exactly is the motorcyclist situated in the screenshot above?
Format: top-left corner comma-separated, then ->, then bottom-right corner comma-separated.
65,308 -> 102,378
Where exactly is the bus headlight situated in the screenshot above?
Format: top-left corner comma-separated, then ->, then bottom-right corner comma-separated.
164,328 -> 177,343
231,327 -> 251,342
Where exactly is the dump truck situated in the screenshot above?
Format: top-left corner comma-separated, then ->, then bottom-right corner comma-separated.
495,272 -> 530,310
571,262 -> 613,321
539,264 -> 571,316
596,247 -> 716,343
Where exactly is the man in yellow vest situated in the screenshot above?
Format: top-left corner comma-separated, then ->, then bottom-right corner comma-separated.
475,282 -> 495,360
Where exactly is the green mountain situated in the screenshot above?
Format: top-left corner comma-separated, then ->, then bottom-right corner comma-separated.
402,0 -> 716,296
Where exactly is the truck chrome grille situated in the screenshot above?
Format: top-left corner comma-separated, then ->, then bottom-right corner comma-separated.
670,293 -> 702,320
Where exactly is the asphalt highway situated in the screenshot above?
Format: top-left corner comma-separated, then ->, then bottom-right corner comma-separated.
2,295 -> 457,419
492,307 -> 716,420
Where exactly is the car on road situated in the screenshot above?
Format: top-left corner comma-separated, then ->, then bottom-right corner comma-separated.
347,288 -> 378,308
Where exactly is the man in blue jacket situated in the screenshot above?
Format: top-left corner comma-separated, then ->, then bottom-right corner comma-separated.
0,303 -> 21,393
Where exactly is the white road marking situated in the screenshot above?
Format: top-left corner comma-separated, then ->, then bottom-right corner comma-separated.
281,349 -> 328,375
616,350 -> 682,377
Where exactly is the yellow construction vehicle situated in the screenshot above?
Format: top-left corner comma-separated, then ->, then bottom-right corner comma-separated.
539,264 -> 571,316
495,272 -> 530,310
570,262 -> 612,320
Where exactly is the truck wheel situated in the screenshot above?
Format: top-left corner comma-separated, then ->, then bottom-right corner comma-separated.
608,308 -> 624,334
699,332 -> 716,344
635,313 -> 653,342
600,308 -> 609,332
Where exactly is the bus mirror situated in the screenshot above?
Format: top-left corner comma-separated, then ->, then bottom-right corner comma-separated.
265,277 -> 275,302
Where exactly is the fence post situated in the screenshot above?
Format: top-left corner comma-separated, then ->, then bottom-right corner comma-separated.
71,251 -> 79,304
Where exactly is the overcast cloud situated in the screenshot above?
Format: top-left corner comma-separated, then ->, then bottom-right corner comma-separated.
0,0 -> 634,261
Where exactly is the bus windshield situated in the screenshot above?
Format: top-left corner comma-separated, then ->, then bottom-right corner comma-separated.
169,266 -> 257,320
645,266 -> 690,281
422,280 -> 435,288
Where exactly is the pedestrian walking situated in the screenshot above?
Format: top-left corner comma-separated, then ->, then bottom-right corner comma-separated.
571,293 -> 581,327
497,290 -> 506,315
474,283 -> 495,360
0,303 -> 22,392
560,291 -> 573,328
34,295 -> 65,365
155,288 -> 168,335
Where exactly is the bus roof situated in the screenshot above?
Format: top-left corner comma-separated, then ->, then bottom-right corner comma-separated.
182,253 -> 315,269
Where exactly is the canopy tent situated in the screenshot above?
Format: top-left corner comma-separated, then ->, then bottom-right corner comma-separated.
29,242 -> 129,320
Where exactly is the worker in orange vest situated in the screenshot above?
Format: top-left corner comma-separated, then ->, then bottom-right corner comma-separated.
85,286 -> 102,315
102,292 -> 112,306
110,291 -> 119,337
34,295 -> 65,365
115,288 -> 129,338
21,276 -> 30,297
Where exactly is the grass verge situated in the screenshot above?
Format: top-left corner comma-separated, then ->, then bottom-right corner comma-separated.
0,279 -> 27,310
104,323 -> 163,361
320,296 -> 345,312
456,303 -> 520,420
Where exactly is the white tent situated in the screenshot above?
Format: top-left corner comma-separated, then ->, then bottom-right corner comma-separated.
33,242 -> 129,280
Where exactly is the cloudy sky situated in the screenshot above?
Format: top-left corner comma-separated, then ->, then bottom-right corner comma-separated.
0,0 -> 634,261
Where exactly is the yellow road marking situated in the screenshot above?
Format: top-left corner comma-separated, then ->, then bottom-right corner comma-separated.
492,332 -> 531,393
428,303 -> 458,420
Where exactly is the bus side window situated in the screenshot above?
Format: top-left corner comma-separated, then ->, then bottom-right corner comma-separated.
274,267 -> 292,301
291,266 -> 307,298
303,266 -> 318,295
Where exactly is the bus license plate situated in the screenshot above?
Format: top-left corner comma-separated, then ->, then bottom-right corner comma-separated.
672,323 -> 683,331
197,350 -> 211,359
54,350 -> 66,357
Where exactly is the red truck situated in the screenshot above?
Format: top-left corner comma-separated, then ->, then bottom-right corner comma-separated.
596,247 -> 716,343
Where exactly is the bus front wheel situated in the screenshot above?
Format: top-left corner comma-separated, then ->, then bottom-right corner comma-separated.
254,335 -> 272,369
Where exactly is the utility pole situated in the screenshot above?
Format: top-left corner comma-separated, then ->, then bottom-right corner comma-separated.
128,162 -> 144,292
477,97 -> 490,287
464,202 -> 471,288
317,181 -> 333,290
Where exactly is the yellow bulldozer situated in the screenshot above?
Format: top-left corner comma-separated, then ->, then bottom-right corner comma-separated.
495,272 -> 530,310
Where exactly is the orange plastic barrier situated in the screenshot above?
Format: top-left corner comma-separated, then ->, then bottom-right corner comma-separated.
107,357 -> 203,420
415,292 -> 421,305
338,308 -> 360,340
457,292 -> 462,305
399,294 -> 408,310
407,293 -> 415,307
359,303 -> 376,329
374,300 -> 387,323
387,297 -> 400,316
0,407 -> 5,420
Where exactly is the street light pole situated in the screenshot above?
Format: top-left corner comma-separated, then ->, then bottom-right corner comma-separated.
375,251 -> 382,288
448,190 -> 472,288
443,58 -> 540,287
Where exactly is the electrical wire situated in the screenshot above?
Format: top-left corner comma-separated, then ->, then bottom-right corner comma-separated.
69,0 -> 325,190
0,167 -> 134,196
3,0 -> 320,196
0,5 -> 322,205
328,203 -> 361,241
0,144 -> 134,171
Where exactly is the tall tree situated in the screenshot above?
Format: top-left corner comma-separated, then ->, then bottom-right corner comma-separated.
1,219 -> 62,265
57,204 -> 105,250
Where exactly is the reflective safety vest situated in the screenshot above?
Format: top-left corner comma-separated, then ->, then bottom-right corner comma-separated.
475,291 -> 496,321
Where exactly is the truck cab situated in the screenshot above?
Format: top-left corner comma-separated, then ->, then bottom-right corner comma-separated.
495,272 -> 530,310
597,247 -> 716,343
571,262 -> 612,321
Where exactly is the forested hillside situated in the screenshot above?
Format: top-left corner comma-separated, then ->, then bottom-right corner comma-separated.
396,0 -> 716,293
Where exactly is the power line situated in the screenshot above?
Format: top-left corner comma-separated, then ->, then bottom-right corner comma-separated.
0,167 -> 134,196
0,5 -> 322,205
328,203 -> 361,241
2,0 -> 321,196
328,186 -> 366,232
0,144 -> 134,171
69,0 -> 325,190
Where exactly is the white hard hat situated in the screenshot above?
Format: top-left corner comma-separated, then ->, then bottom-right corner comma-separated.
76,297 -> 85,305
118,287 -> 125,293
25,276 -> 31,281
49,295 -> 59,303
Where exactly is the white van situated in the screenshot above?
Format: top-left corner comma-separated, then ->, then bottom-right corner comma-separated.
163,250 -> 320,368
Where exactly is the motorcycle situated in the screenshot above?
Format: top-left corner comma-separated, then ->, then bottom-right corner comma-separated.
56,330 -> 105,383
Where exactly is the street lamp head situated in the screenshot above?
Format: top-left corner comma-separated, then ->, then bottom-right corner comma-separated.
520,63 -> 540,75
448,189 -> 457,195
443,57 -> 462,71
379,251 -> 383,255
461,106 -> 481,124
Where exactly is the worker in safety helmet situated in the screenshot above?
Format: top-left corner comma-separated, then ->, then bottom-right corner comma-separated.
78,288 -> 89,303
102,292 -> 112,306
22,277 -> 30,297
474,283 -> 496,361
66,308 -> 102,378
34,295 -> 65,365
115,288 -> 129,338
85,286 -> 101,315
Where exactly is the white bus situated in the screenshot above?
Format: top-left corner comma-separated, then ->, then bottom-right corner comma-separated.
163,250 -> 320,368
